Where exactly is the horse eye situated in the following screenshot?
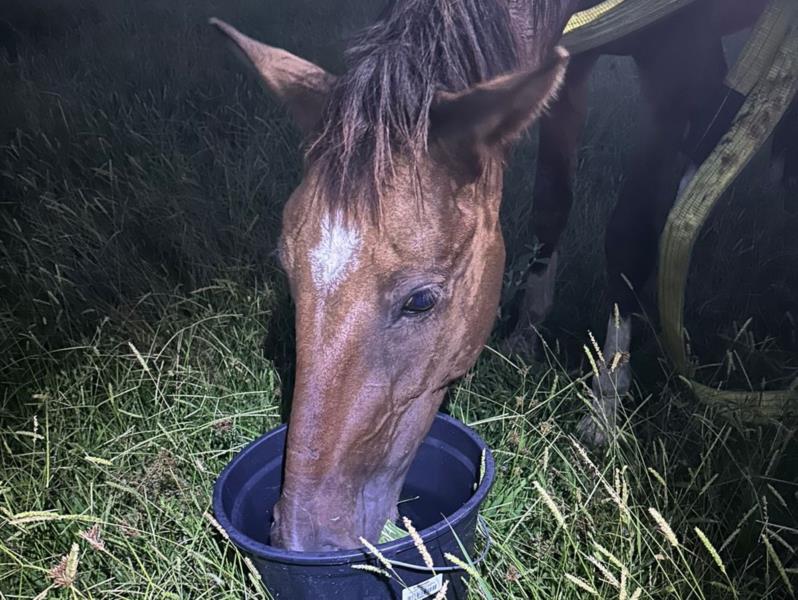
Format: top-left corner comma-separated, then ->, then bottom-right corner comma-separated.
402,289 -> 437,314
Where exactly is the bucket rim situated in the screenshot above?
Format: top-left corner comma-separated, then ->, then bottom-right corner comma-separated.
212,412 -> 496,566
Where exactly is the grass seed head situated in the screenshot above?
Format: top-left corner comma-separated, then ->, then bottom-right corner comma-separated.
444,553 -> 480,580
694,527 -> 726,575
533,480 -> 566,528
586,555 -> 619,588
763,533 -> 794,596
351,564 -> 392,578
78,523 -> 106,552
648,508 -> 679,548
583,345 -> 600,379
432,580 -> 449,600
204,511 -> 231,542
403,516 -> 434,570
48,543 -> 79,589
359,536 -> 393,572
588,330 -> 604,365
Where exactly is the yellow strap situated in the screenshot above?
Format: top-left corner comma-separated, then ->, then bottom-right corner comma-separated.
658,19 -> 798,420
687,381 -> 798,423
562,0 -> 700,55
725,0 -> 798,95
564,0 -> 625,31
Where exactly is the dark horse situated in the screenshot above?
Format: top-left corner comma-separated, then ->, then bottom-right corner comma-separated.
211,0 -> 774,550
503,0 -> 772,445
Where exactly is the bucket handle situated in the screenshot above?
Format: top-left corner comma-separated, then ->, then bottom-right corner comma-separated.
382,515 -> 492,573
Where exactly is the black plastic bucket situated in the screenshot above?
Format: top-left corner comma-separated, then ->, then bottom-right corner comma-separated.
212,412 -> 495,599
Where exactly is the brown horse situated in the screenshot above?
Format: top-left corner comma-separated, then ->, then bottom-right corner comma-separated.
212,0 -> 575,550
211,0 -> 776,551
503,0 -> 774,445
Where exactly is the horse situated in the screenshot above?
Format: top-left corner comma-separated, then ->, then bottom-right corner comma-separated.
212,0 -> 576,551
502,0 -> 777,446
211,0 -> 779,551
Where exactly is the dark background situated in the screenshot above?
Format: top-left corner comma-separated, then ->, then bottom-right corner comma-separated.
1,1 -> 795,390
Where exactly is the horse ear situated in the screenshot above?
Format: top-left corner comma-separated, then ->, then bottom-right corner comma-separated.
210,18 -> 336,133
430,47 -> 569,181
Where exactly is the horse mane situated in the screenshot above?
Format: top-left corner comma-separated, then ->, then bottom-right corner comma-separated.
306,0 -> 536,216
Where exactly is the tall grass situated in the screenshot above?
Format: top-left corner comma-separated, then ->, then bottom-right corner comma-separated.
2,283 -> 796,598
1,0 -> 796,598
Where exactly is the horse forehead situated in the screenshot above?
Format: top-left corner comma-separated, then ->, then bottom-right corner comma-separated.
308,210 -> 364,292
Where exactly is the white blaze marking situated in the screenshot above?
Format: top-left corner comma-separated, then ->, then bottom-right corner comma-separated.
310,211 -> 361,292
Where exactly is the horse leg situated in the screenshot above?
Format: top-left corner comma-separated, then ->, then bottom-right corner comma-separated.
770,96 -> 798,199
504,53 -> 597,358
579,30 -> 727,446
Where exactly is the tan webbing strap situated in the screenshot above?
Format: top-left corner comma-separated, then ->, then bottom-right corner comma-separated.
685,0 -> 798,185
686,381 -> 797,422
725,0 -> 798,95
658,15 -> 798,421
562,0 -> 700,55
564,0 -> 625,32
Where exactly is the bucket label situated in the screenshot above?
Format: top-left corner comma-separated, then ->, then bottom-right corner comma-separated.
402,574 -> 444,600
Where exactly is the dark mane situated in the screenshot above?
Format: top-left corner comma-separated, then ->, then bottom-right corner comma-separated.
307,0 -> 524,215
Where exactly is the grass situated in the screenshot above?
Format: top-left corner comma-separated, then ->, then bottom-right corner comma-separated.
3,285 -> 797,598
1,0 -> 797,598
